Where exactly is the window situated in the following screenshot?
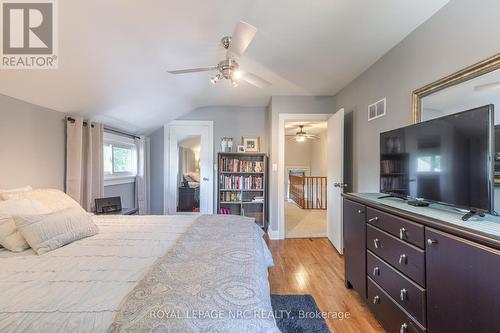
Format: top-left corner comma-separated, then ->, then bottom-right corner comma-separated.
104,132 -> 138,185
417,155 -> 441,173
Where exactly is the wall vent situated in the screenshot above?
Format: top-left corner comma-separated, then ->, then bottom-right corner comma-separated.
368,98 -> 386,121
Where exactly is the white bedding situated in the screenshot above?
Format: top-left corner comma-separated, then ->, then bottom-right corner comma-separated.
0,214 -> 197,333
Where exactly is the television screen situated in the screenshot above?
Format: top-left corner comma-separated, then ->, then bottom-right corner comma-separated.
380,105 -> 494,213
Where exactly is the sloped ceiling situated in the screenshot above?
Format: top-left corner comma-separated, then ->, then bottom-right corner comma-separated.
0,0 -> 449,133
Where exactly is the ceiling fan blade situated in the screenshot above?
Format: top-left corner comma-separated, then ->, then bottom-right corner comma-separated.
167,66 -> 217,75
227,21 -> 257,59
241,72 -> 271,88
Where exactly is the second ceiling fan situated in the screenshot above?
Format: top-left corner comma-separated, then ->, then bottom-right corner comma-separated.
286,125 -> 320,142
167,21 -> 271,88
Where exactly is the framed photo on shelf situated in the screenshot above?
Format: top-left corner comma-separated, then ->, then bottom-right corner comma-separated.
242,136 -> 260,152
237,145 -> 246,153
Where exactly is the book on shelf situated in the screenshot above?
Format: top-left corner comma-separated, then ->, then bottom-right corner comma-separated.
220,191 -> 242,203
380,159 -> 405,174
380,176 -> 406,190
219,158 -> 264,173
219,174 -> 263,190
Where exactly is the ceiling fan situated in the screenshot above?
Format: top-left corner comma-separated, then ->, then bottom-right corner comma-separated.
286,125 -> 320,142
167,21 -> 271,88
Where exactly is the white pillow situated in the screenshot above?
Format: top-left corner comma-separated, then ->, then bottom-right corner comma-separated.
0,189 -> 84,213
184,172 -> 200,183
0,186 -> 32,194
0,199 -> 51,252
14,207 -> 99,255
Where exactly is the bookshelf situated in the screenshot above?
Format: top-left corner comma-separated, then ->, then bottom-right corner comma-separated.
217,152 -> 268,230
380,152 -> 410,195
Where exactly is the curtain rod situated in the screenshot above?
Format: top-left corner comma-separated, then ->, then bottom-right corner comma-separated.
104,127 -> 141,140
66,116 -> 94,128
66,117 -> 141,140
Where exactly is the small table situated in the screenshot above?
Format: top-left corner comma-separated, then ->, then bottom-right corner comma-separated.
97,208 -> 139,215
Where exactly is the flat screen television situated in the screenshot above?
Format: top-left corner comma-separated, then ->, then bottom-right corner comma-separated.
380,105 -> 494,214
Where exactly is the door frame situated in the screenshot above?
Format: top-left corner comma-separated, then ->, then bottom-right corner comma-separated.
164,120 -> 214,215
277,113 -> 332,239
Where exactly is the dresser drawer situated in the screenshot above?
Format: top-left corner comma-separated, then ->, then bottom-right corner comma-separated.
367,251 -> 426,325
367,207 -> 424,248
368,278 -> 426,333
367,224 -> 425,286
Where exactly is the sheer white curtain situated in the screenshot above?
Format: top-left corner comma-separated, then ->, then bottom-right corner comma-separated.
66,117 -> 104,212
135,136 -> 150,215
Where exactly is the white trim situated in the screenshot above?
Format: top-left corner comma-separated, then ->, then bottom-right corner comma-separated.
103,131 -> 138,181
267,229 -> 279,240
163,125 -> 168,215
277,113 -> 332,240
164,120 -> 214,215
104,176 -> 136,186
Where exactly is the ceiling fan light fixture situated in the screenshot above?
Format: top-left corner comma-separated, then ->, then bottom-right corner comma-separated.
210,74 -> 221,84
295,135 -> 306,142
233,70 -> 242,80
168,21 -> 272,89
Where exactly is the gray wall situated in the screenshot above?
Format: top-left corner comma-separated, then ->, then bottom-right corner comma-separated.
149,126 -> 165,214
334,0 -> 500,192
0,94 -> 65,190
104,183 -> 136,208
179,106 -> 269,156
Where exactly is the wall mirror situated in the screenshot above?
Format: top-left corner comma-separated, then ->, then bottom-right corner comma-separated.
412,53 -> 500,185
412,53 -> 500,123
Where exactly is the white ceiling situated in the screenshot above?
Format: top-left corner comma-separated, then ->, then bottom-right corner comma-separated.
285,121 -> 327,136
0,0 -> 449,134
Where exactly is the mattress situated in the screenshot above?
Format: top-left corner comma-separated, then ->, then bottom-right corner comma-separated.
0,214 -> 197,333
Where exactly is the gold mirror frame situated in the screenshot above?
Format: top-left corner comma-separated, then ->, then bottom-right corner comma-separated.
412,53 -> 500,123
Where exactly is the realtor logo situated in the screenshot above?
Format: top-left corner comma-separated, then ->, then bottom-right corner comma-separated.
1,0 -> 58,69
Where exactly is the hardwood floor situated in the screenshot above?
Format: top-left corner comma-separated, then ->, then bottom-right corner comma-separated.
265,237 -> 384,333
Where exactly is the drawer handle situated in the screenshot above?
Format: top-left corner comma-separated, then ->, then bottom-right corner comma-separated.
400,288 -> 407,301
373,239 -> 380,249
368,217 -> 379,223
400,323 -> 408,333
399,254 -> 407,265
373,266 -> 380,276
399,227 -> 407,240
357,209 -> 363,214
373,295 -> 380,304
427,238 -> 438,245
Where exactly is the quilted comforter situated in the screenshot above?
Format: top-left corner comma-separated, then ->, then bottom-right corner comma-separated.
108,215 -> 279,333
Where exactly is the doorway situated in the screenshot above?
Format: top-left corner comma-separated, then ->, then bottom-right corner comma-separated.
277,110 -> 348,254
284,121 -> 328,238
166,121 -> 214,215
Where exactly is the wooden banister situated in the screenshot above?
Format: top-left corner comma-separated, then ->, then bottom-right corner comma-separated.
289,175 -> 327,209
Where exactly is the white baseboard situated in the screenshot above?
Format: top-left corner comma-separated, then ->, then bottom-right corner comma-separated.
267,229 -> 280,240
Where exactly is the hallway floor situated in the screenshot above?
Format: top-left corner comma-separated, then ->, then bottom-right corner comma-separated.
285,200 -> 327,238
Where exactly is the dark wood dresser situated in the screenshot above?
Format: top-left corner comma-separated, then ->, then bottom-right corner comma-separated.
343,193 -> 500,333
178,186 -> 200,212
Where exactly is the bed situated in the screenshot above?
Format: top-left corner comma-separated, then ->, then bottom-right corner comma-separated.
0,213 -> 278,332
